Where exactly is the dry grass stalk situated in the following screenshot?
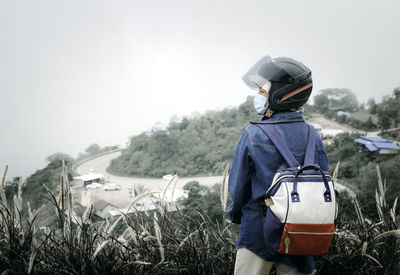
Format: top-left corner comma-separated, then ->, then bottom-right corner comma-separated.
92,240 -> 109,259
107,215 -> 122,235
18,231 -> 24,246
162,174 -> 177,199
13,176 -> 23,220
352,196 -> 365,228
375,190 -> 384,222
68,191 -> 73,212
0,165 -> 8,209
143,236 -> 157,242
336,230 -> 361,244
1,165 -> 7,189
376,166 -> 386,207
361,241 -> 368,256
127,191 -> 160,212
332,161 -> 340,182
159,174 -> 178,213
220,163 -> 229,212
138,224 -> 152,240
121,261 -> 152,269
171,174 -> 178,204
58,175 -> 64,211
154,212 -> 165,263
63,160 -> 70,191
28,249 -> 37,274
364,254 -> 382,268
390,197 -> 398,224
27,202 -> 39,247
42,183 -> 63,226
373,229 -> 400,241
177,229 -> 199,252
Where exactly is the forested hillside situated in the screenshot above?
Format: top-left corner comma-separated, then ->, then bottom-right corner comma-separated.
108,96 -> 259,177
4,153 -> 74,227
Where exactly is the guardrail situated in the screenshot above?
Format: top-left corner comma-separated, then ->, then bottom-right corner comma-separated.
72,149 -> 122,175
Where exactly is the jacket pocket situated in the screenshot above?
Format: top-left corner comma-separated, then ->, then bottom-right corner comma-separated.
263,207 -> 284,255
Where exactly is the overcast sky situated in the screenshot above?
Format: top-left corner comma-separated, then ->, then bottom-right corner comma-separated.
1,0 -> 400,179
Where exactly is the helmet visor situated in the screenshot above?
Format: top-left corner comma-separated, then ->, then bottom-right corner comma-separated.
242,55 -> 300,89
242,55 -> 273,90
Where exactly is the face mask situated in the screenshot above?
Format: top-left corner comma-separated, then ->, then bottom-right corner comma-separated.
253,81 -> 271,115
254,93 -> 268,115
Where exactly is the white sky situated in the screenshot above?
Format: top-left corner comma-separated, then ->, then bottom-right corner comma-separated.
1,0 -> 400,179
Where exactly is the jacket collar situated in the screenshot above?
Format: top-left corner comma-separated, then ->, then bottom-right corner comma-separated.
251,112 -> 304,125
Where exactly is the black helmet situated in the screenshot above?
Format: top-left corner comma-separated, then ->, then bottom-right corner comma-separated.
243,55 -> 313,112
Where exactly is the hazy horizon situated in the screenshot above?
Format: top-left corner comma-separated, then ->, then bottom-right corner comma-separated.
1,0 -> 400,179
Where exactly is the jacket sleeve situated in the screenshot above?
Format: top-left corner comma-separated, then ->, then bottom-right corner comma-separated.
227,129 -> 253,224
315,133 -> 329,171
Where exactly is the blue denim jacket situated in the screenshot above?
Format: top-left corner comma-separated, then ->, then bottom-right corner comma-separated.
227,112 -> 328,274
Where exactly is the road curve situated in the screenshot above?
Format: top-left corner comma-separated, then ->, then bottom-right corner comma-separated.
75,150 -> 355,209
74,151 -> 223,208
76,151 -> 223,192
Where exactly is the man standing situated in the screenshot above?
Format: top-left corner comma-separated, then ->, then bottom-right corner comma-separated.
228,56 -> 329,275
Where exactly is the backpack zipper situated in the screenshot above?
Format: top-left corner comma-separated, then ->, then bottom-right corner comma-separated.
268,174 -> 333,195
284,228 -> 291,254
276,174 -> 332,182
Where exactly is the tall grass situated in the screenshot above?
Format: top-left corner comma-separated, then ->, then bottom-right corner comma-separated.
0,163 -> 236,274
318,166 -> 400,274
1,163 -> 399,274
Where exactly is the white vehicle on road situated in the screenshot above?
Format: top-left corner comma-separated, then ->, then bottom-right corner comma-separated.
86,182 -> 102,189
104,184 -> 121,191
162,174 -> 176,181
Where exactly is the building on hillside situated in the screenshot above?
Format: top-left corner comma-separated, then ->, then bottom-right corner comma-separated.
309,123 -> 322,132
73,173 -> 105,187
337,110 -> 351,118
93,199 -> 118,219
354,136 -> 400,156
108,189 -> 186,217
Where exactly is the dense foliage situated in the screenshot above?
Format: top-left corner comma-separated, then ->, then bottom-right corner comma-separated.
108,96 -> 259,177
325,132 -> 400,219
313,87 -> 400,132
314,88 -> 359,113
75,144 -> 120,163
6,154 -> 74,227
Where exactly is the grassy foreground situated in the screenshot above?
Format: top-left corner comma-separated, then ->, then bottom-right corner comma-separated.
0,164 -> 399,274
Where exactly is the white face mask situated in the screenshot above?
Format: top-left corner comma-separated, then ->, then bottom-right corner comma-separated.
253,81 -> 271,115
254,94 -> 268,115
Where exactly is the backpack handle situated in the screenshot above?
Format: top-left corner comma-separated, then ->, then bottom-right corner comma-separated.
291,165 -> 332,203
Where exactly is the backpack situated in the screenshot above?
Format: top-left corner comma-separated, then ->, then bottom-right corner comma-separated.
255,123 -> 337,256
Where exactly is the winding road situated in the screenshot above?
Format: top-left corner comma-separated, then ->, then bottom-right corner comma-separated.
74,148 -> 354,209
74,151 -> 224,208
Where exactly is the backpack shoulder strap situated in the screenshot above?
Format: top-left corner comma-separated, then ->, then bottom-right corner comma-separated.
256,124 -> 300,168
304,125 -> 317,166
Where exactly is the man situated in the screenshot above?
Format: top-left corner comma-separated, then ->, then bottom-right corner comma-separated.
227,56 -> 329,275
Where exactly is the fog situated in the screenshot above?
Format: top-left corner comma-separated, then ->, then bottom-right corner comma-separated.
1,0 -> 400,178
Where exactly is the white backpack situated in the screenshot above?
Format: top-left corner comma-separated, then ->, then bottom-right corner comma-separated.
256,123 -> 337,256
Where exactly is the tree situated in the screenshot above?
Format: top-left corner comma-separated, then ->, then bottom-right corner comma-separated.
314,89 -> 359,112
179,181 -> 224,223
394,87 -> 400,99
85,143 -> 101,155
313,93 -> 330,113
367,98 -> 378,114
46,152 -> 73,164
